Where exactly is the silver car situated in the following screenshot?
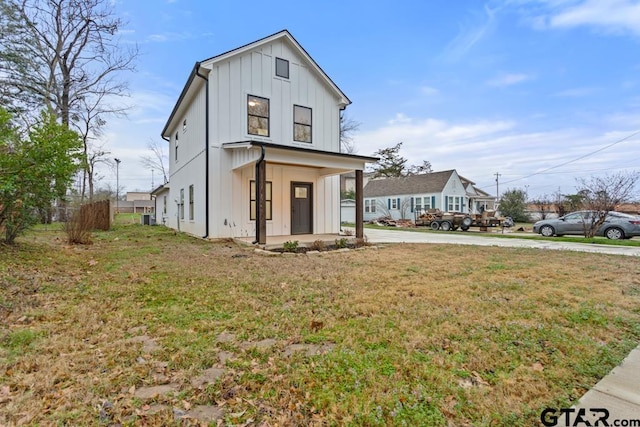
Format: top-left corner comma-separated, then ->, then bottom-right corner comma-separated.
532,211 -> 640,240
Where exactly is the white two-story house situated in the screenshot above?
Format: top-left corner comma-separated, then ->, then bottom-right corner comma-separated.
156,30 -> 376,243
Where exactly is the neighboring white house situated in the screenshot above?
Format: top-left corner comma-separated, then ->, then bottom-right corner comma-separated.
160,30 -> 376,243
363,170 -> 496,221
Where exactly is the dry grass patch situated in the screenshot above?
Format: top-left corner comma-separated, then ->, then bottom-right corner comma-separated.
1,224 -> 639,426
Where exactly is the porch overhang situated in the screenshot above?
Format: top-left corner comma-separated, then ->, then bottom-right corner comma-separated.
224,141 -> 377,242
222,141 -> 377,175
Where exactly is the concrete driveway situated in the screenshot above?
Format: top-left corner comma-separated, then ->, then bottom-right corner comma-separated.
356,228 -> 640,257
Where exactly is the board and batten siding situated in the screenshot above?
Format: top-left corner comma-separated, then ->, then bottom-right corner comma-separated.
166,81 -> 208,238
206,39 -> 341,152
229,164 -> 340,238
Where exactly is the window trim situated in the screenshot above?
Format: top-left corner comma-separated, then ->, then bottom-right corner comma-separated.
175,132 -> 179,162
250,180 -> 272,221
293,104 -> 312,143
365,199 -> 377,213
275,57 -> 289,79
180,188 -> 184,220
188,185 -> 194,221
247,95 -> 270,137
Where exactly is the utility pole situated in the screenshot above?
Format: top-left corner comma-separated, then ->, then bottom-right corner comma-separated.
151,169 -> 154,191
115,158 -> 121,214
494,172 -> 501,202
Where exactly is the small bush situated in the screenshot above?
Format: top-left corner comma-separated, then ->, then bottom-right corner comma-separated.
343,228 -> 354,236
310,240 -> 326,251
335,238 -> 348,249
64,208 -> 93,245
283,240 -> 299,252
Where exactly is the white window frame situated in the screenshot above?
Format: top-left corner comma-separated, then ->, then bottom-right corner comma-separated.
180,188 -> 184,220
189,185 -> 194,221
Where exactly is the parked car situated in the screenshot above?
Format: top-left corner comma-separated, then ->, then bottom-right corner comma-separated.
532,211 -> 640,240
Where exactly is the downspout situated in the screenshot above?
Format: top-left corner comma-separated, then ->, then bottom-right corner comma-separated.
252,144 -> 266,244
194,62 -> 210,239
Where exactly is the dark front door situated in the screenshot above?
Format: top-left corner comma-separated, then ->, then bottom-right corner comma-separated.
291,182 -> 312,235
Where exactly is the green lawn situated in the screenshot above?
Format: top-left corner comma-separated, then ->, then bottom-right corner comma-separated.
361,223 -> 640,247
1,223 -> 639,426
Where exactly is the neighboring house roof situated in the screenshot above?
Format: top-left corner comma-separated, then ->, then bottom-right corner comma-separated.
151,183 -> 169,196
161,29 -> 350,138
363,170 -> 495,198
364,170 -> 456,197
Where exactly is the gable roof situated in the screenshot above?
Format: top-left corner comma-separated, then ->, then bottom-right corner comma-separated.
363,170 -> 456,197
161,30 -> 350,138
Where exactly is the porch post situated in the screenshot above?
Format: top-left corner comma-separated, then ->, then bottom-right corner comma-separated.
256,158 -> 267,245
355,169 -> 364,239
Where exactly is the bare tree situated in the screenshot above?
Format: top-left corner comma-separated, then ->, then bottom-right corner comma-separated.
0,0 -> 137,125
399,196 -> 413,220
406,160 -> 433,175
140,139 -> 169,185
531,194 -> 552,220
70,93 -> 126,200
575,172 -> 639,238
339,111 -> 360,154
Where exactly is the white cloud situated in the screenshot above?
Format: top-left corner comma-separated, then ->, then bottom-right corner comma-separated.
353,112 -> 639,197
443,4 -> 501,61
552,87 -> 598,97
550,0 -> 640,36
420,86 -> 439,96
521,0 -> 640,38
147,34 -> 168,42
146,32 -> 192,43
486,73 -> 534,87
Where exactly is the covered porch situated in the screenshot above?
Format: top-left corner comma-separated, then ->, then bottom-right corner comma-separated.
223,141 -> 377,244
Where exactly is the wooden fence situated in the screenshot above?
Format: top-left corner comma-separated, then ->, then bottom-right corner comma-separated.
79,199 -> 111,231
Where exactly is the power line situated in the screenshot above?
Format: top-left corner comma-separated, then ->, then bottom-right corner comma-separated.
499,129 -> 640,186
476,129 -> 640,190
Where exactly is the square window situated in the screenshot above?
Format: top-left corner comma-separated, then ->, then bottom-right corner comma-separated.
294,105 -> 312,143
248,95 -> 269,137
276,57 -> 289,79
250,180 -> 272,220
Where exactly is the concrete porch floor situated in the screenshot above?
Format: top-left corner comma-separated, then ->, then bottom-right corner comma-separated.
235,232 -> 354,250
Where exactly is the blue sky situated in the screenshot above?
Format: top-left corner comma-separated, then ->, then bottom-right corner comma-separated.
103,0 -> 640,199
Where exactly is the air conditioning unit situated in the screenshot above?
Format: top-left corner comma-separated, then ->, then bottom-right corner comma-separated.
141,214 -> 156,225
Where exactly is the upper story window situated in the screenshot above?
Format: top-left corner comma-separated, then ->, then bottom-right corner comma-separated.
248,95 -> 269,137
175,132 -> 179,161
183,119 -> 187,132
275,57 -> 289,79
294,105 -> 312,143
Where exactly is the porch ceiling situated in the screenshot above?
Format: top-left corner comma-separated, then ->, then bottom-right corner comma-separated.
223,141 -> 377,175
